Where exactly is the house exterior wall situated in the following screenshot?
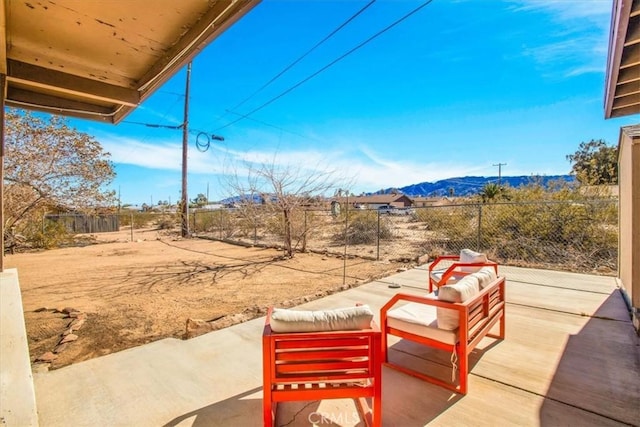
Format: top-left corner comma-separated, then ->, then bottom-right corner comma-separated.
618,125 -> 640,332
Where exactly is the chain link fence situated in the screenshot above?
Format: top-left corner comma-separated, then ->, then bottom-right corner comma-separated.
190,199 -> 618,277
60,199 -> 618,279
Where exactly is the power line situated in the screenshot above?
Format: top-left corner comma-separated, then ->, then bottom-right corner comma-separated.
214,0 -> 436,132
122,90 -> 185,129
122,120 -> 183,130
227,0 -> 377,113
221,110 -> 324,143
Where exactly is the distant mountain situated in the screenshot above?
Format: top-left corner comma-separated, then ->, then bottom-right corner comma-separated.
375,175 -> 575,197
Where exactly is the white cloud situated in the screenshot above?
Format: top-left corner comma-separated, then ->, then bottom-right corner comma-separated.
510,0 -> 610,77
98,133 -> 224,174
98,130 -> 512,195
509,0 -> 611,22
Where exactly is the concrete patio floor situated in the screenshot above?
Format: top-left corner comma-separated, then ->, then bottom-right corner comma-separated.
30,265 -> 640,426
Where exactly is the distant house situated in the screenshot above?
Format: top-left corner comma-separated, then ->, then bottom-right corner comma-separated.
121,205 -> 144,212
334,194 -> 413,210
578,185 -> 619,198
410,197 -> 454,207
199,203 -> 225,210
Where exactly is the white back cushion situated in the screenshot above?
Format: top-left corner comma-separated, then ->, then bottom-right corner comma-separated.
270,305 -> 374,333
437,275 -> 480,330
474,266 -> 498,289
459,248 -> 488,272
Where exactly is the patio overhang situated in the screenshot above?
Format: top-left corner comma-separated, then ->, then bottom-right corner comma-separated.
604,0 -> 640,119
0,0 -> 261,124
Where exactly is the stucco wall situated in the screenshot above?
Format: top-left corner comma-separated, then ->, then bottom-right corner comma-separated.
618,125 -> 640,331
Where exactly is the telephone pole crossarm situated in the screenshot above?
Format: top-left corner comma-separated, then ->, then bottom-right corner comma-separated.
493,162 -> 507,186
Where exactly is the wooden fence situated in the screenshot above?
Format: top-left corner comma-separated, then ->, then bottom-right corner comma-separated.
45,214 -> 119,234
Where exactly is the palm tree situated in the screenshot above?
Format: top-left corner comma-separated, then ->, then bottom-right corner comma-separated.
479,183 -> 503,203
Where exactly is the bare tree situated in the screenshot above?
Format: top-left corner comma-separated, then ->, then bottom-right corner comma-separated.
224,159 -> 345,257
4,109 -> 116,249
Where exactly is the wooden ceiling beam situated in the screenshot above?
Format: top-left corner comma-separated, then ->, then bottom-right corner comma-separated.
613,92 -> 640,109
624,16 -> 640,46
7,60 -> 139,107
620,44 -> 640,68
6,87 -> 116,123
614,80 -> 640,98
617,66 -> 640,84
610,104 -> 640,117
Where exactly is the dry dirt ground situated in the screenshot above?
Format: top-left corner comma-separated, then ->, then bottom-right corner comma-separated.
6,228 -> 408,370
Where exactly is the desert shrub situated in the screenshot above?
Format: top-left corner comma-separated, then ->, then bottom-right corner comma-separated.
193,210 -> 221,232
119,212 -> 154,229
155,216 -> 177,230
415,205 -> 478,253
262,208 -> 320,251
480,183 -> 618,272
333,211 -> 394,245
24,220 -> 72,249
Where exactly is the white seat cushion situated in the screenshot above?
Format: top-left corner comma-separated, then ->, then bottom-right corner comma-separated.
270,305 -> 374,333
386,299 -> 458,345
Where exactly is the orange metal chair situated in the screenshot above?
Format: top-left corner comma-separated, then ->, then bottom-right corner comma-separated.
262,308 -> 382,427
381,275 -> 506,395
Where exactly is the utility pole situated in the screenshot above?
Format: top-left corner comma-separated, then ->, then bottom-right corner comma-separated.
181,62 -> 192,238
493,162 -> 507,186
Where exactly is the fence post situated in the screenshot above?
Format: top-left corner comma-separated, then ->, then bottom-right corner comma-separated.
477,204 -> 482,250
377,211 -> 380,261
343,202 -> 349,285
130,213 -> 134,242
303,210 -> 308,252
220,211 -> 223,240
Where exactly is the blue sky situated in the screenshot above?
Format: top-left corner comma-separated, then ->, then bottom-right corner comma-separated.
72,0 -> 638,205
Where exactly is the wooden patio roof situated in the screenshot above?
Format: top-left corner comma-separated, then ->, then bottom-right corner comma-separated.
605,0 -> 640,118
0,0 -> 260,123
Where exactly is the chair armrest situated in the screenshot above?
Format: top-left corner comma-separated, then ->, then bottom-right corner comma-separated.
430,261 -> 499,292
428,255 -> 461,273
382,276 -> 505,320
439,261 -> 498,281
381,292 -> 466,317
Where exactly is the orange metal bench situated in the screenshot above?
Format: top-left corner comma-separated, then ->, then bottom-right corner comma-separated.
262,308 -> 382,427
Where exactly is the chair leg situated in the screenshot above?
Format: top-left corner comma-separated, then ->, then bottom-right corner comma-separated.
458,347 -> 469,395
381,324 -> 388,364
263,391 -> 274,427
372,396 -> 381,427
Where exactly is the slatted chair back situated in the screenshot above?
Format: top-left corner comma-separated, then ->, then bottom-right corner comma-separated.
263,308 -> 381,427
